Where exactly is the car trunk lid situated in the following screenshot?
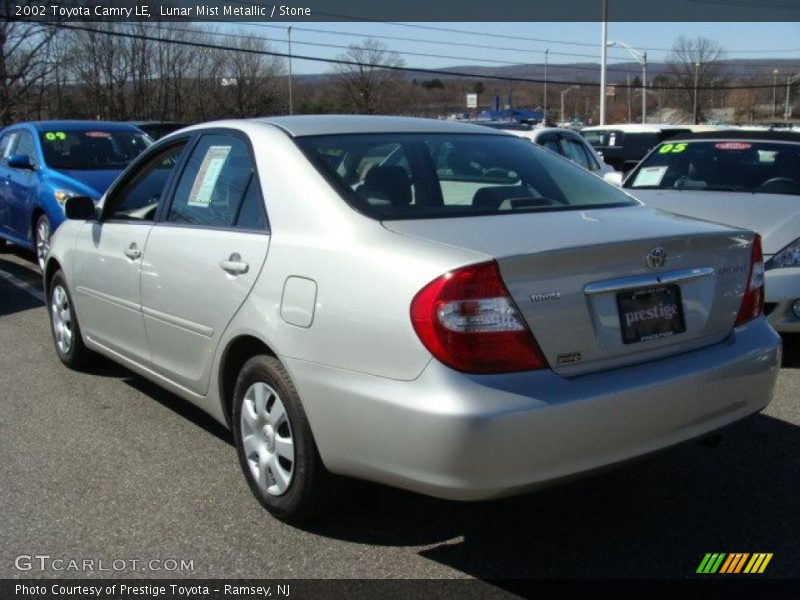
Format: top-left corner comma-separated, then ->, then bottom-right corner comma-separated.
384,205 -> 754,375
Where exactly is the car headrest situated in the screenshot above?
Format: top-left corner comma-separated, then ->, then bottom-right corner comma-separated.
361,166 -> 412,207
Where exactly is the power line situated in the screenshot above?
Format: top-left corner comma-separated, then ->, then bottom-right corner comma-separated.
30,20 -> 790,91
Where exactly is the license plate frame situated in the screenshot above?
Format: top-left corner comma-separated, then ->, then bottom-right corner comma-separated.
616,284 -> 686,345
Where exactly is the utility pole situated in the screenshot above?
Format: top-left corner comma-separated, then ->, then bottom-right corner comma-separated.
599,0 -> 608,125
772,69 -> 779,119
693,61 -> 700,125
287,26 -> 294,116
543,48 -> 549,124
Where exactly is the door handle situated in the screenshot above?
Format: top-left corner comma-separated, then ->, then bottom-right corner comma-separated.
124,243 -> 141,260
220,253 -> 249,275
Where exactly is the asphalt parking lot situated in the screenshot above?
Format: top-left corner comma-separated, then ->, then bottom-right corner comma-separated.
1,246 -> 798,582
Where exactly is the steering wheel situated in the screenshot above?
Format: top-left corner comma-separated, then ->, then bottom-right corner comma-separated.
756,177 -> 800,193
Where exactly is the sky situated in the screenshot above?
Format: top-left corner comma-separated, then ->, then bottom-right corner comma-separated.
219,21 -> 800,76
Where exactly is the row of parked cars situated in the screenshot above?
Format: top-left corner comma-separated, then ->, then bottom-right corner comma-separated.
0,115 -> 795,522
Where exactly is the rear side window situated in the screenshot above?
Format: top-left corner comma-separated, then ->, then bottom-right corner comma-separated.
561,137 -> 592,170
298,133 -> 636,220
167,134 -> 258,229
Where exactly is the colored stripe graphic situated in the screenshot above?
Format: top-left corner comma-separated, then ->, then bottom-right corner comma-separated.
699,552 -> 773,574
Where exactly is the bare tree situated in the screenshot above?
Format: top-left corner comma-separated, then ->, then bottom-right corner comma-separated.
330,39 -> 404,114
0,12 -> 58,124
668,35 -> 726,121
220,36 -> 286,118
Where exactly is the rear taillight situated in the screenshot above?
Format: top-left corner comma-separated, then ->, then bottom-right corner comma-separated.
735,234 -> 765,327
410,261 -> 549,373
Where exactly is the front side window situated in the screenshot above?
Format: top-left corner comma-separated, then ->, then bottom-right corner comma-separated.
39,128 -> 151,170
167,134 -> 259,229
299,133 -> 637,220
14,131 -> 37,165
627,140 -> 800,196
105,143 -> 186,222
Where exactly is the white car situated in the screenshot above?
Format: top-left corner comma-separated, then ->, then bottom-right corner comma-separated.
480,123 -> 615,175
623,130 -> 800,333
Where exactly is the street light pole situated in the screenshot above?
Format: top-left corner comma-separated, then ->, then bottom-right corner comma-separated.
287,26 -> 294,116
693,61 -> 700,125
785,73 -> 799,122
642,52 -> 647,123
543,48 -> 549,125
772,69 -> 779,119
599,0 -> 608,125
561,86 -> 580,122
607,40 -> 647,123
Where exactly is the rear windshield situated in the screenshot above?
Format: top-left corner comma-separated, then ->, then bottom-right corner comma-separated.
626,140 -> 800,196
40,128 -> 152,170
297,133 -> 636,220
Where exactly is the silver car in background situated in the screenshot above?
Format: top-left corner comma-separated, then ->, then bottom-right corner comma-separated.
624,131 -> 800,332
45,116 -> 780,523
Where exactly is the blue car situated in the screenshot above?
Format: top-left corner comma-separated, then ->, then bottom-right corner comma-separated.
0,121 -> 151,269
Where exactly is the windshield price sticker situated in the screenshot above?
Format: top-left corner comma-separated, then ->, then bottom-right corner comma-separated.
715,142 -> 752,151
44,132 -> 67,142
85,131 -> 112,138
658,143 -> 688,154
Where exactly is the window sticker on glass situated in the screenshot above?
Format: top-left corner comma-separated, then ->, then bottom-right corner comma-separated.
187,145 -> 232,207
715,142 -> 752,151
633,166 -> 668,187
44,132 -> 67,141
85,131 -> 112,138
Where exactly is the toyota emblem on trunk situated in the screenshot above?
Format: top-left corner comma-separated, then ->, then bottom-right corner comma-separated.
645,247 -> 667,269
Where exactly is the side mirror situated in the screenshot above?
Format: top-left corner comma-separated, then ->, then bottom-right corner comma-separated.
7,153 -> 33,170
64,196 -> 96,220
603,171 -> 624,187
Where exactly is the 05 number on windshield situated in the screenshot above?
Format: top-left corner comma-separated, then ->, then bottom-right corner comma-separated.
658,143 -> 688,154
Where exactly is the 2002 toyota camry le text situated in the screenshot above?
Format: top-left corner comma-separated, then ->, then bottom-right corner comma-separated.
43,116 -> 781,523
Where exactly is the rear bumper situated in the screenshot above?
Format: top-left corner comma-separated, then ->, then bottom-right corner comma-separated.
765,268 -> 800,333
284,317 -> 781,501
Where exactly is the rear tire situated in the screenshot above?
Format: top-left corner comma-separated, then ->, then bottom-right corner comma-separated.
49,270 -> 91,370
232,355 -> 330,524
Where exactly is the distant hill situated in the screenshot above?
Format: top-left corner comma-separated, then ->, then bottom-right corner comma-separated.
297,58 -> 800,86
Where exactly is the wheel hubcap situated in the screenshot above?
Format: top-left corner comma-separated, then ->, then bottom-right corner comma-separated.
36,219 -> 50,270
51,285 -> 73,355
240,382 -> 295,496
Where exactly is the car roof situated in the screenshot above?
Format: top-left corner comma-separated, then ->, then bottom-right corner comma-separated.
253,115 -> 505,137
501,126 -> 582,138
580,123 -> 697,133
660,129 -> 800,143
9,120 -> 145,132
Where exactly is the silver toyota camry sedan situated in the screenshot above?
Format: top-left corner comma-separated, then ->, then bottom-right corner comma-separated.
44,116 -> 781,523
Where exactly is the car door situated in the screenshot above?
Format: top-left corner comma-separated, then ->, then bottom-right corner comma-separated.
140,131 -> 270,396
71,140 -> 188,366
5,129 -> 39,241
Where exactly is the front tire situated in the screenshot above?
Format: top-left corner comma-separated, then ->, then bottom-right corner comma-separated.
35,214 -> 51,271
232,355 -> 329,523
49,270 -> 91,369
